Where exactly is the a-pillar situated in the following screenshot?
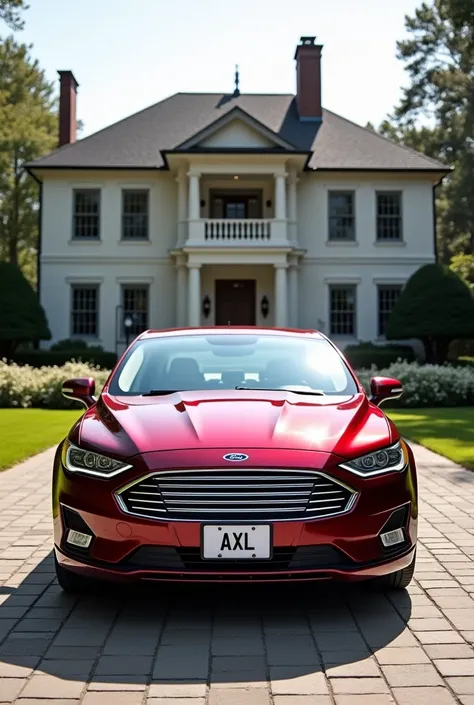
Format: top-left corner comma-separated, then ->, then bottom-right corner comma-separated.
188,171 -> 200,221
188,264 -> 201,326
175,256 -> 187,327
274,264 -> 288,327
288,259 -> 299,328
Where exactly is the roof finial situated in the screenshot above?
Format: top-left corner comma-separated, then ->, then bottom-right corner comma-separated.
233,64 -> 240,97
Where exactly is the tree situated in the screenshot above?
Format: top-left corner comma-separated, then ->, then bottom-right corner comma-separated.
0,262 -> 51,357
0,37 -> 57,280
386,263 -> 474,363
380,0 -> 474,258
0,0 -> 27,30
450,253 -> 474,292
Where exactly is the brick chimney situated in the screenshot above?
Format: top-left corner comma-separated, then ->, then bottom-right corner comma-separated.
58,70 -> 79,147
294,36 -> 323,122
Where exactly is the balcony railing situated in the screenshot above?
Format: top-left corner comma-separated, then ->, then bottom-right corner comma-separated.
204,219 -> 271,242
184,219 -> 290,247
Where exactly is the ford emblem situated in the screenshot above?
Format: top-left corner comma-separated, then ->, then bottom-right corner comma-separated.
223,453 -> 249,462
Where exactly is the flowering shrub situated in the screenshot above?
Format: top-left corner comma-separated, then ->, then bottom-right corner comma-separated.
357,361 -> 474,408
1,359 -> 474,409
0,360 -> 110,409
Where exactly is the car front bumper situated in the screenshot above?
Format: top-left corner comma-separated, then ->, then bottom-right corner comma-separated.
53,445 -> 418,584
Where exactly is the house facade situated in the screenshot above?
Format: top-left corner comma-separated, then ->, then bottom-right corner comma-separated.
27,37 -> 449,355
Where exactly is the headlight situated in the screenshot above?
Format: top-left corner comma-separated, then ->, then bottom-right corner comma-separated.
63,442 -> 132,478
339,440 -> 407,477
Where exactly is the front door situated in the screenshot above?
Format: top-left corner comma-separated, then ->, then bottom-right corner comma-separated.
215,280 -> 256,325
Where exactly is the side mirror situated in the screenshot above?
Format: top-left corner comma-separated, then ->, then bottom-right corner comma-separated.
61,377 -> 96,408
369,376 -> 403,407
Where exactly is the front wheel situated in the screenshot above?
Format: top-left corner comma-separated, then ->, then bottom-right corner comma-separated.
54,555 -> 99,594
373,552 -> 416,590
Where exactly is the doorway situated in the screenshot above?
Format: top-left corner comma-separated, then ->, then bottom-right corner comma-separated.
210,190 -> 262,219
215,280 -> 256,325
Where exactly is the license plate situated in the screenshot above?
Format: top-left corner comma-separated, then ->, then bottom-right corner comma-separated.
202,524 -> 271,560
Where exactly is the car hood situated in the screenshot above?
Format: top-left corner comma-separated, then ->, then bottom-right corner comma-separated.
73,390 -> 393,461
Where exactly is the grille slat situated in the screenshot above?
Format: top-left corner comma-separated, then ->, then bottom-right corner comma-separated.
117,469 -> 357,522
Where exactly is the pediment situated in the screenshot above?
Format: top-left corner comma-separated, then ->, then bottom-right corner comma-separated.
199,119 -> 275,148
175,107 -> 296,151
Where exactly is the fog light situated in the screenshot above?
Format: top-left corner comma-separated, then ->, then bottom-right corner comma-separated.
66,529 -> 92,548
380,528 -> 405,548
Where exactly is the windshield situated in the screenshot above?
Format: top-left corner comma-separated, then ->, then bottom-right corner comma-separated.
108,334 -> 358,397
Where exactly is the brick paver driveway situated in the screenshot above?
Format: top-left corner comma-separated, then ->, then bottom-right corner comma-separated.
0,443 -> 473,705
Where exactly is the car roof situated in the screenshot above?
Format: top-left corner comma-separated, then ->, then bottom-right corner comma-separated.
137,327 -> 324,341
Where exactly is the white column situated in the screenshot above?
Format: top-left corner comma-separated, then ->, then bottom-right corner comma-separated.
288,262 -> 298,328
188,172 -> 200,221
176,168 -> 188,246
176,258 -> 187,327
274,265 -> 288,327
274,173 -> 287,220
188,265 -> 201,326
287,170 -> 298,243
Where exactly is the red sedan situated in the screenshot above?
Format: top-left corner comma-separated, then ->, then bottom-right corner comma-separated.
53,328 -> 417,592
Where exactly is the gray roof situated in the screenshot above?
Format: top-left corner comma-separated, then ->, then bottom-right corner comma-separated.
27,93 -> 448,172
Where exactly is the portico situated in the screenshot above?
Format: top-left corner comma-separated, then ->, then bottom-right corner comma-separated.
174,254 -> 301,329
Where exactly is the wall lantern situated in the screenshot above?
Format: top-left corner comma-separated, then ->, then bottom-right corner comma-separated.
266,200 -> 272,208
200,199 -> 206,208
202,295 -> 211,318
261,295 -> 270,319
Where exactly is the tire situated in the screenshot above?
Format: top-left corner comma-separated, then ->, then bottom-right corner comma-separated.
373,551 -> 416,590
54,555 -> 98,594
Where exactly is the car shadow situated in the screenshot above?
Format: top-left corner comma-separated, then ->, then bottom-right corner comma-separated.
0,551 -> 412,685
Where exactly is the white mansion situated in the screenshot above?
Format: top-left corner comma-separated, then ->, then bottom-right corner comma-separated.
27,37 -> 449,355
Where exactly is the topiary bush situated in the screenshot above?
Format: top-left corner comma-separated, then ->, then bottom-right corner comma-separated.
386,263 -> 474,364
344,342 -> 415,369
0,263 -> 51,357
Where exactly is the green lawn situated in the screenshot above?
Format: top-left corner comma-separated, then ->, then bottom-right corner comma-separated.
0,409 -> 82,470
389,408 -> 474,470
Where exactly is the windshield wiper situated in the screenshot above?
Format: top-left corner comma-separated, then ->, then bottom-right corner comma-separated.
142,389 -> 180,396
234,386 -> 325,396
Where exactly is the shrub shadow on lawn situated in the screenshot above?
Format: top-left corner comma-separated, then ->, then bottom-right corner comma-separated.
0,551 -> 412,685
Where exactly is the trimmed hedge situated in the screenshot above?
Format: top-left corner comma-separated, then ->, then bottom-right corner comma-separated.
344,342 -> 415,369
10,350 -> 117,370
2,360 -> 474,409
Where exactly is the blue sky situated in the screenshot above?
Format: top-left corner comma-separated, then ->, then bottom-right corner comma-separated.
10,0 -> 421,138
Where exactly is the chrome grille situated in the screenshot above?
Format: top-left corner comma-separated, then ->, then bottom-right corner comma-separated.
116,470 -> 357,522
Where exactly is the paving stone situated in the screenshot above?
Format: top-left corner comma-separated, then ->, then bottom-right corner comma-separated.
329,676 -> 390,694
435,659 -> 474,676
270,669 -> 329,695
446,677 -> 474,694
0,677 -> 26,702
382,663 -> 444,687
425,644 -> 474,659
94,655 -> 153,676
20,674 -> 85,699
83,694 -> 144,705
333,697 -> 395,705
325,658 -> 380,677
208,689 -> 271,705
148,681 -> 207,697
87,677 -> 147,691
273,698 -> 333,705
147,699 -> 206,705
375,647 -> 430,664
392,686 -> 459,704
